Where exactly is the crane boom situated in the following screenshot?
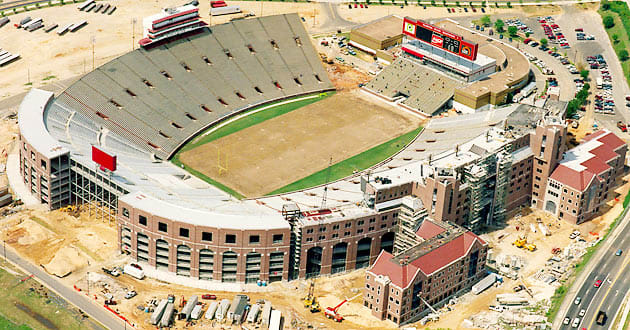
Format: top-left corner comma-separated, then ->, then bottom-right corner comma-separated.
333,293 -> 361,312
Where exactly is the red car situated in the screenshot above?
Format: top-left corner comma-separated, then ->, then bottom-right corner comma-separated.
202,294 -> 217,300
594,279 -> 603,288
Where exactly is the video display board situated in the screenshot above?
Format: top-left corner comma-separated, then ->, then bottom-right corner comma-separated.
403,18 -> 478,61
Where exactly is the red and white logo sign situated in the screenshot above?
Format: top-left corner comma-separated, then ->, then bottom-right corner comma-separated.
431,34 -> 443,47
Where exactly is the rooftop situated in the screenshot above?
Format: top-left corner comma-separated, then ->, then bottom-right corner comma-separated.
20,89 -> 69,159
369,223 -> 486,288
550,129 -> 623,191
351,15 -> 404,42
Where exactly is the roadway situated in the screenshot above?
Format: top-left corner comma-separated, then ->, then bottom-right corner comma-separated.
0,243 -> 126,330
558,207 -> 630,330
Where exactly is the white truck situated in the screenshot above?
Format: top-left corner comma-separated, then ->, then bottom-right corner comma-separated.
123,264 -> 145,280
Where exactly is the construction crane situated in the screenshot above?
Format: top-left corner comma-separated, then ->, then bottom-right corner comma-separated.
324,293 -> 361,322
321,157 -> 333,209
303,281 -> 320,312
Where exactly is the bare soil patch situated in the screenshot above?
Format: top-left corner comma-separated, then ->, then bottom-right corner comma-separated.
179,91 -> 422,197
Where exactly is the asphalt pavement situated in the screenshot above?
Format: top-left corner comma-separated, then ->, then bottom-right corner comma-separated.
557,207 -> 630,329
0,243 -> 126,330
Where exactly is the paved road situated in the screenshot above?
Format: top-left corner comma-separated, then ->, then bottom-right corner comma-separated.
315,1 -> 357,33
0,243 -> 126,330
556,206 -> 630,329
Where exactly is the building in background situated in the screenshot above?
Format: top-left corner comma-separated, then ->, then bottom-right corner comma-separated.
349,15 -> 404,63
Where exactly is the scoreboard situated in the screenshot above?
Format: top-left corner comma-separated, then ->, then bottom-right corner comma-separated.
403,18 -> 478,61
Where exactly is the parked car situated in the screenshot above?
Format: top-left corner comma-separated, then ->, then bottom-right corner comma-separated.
202,294 -> 218,300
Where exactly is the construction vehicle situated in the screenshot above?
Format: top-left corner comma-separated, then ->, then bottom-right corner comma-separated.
303,281 -> 320,312
524,243 -> 537,251
324,293 -> 361,322
512,236 -> 527,248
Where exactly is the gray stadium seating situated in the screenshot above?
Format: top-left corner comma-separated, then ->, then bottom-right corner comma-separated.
54,14 -> 333,159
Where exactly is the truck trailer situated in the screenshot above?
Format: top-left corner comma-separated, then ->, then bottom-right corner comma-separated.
179,295 -> 198,320
269,310 -> 282,330
150,299 -> 168,325
205,301 -> 219,319
159,302 -> 175,327
215,299 -> 231,321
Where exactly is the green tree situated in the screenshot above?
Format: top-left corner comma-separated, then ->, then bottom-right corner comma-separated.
507,1 -> 511,7
580,69 -> 589,80
494,19 -> 505,32
603,15 -> 614,29
456,1 -> 460,6
481,1 -> 486,6
469,1 -> 473,6
601,0 -> 610,10
431,0 -> 436,5
613,33 -> 619,43
620,49 -> 629,61
525,32 -> 531,38
443,0 -> 447,6
540,38 -> 548,46
508,25 -> 518,36
481,15 -> 491,26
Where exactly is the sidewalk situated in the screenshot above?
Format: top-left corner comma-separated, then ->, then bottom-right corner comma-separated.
6,150 -> 39,206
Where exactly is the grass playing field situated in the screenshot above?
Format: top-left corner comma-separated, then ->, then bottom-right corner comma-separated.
176,90 -> 423,198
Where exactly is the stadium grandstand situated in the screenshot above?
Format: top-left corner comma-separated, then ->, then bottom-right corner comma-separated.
57,12 -> 333,160
364,18 -> 530,116
363,57 -> 464,116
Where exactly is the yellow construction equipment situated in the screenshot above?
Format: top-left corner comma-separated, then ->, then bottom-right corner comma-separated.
524,243 -> 537,252
303,281 -> 321,313
512,236 -> 527,248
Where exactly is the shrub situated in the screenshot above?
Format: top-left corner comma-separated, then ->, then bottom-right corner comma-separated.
603,15 -> 615,28
540,38 -> 548,46
508,26 -> 518,36
494,19 -> 505,32
620,49 -> 629,61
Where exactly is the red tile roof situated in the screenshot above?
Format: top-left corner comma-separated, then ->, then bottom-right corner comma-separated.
589,144 -> 619,163
415,220 -> 446,240
583,130 -> 625,150
550,129 -> 623,192
368,231 -> 484,288
550,164 -> 595,191
368,251 -> 420,288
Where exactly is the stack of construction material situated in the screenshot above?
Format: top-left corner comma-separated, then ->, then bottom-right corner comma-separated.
0,186 -> 11,208
0,48 -> 20,67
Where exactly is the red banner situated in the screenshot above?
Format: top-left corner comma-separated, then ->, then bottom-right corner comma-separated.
92,146 -> 117,172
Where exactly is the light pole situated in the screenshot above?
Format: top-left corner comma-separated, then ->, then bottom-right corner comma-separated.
132,18 -> 137,51
3,239 -> 6,260
91,36 -> 96,71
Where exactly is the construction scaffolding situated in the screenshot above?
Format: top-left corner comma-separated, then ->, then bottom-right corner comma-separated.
394,196 -> 428,255
70,159 -> 128,225
491,150 -> 513,226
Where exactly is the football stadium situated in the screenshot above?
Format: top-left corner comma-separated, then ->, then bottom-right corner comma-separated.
16,6 -> 553,288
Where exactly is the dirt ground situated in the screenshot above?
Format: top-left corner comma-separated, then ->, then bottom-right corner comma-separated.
179,90 -> 422,197
326,63 -> 372,90
0,206 -> 118,282
0,118 -> 18,188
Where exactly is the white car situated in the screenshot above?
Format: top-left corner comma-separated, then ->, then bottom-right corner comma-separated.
572,317 -> 580,328
563,317 -> 570,325
579,309 -> 586,316
574,296 -> 581,305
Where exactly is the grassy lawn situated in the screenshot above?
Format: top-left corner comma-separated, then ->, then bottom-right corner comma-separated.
0,263 -> 93,330
172,92 -> 332,199
546,191 -> 630,321
599,2 -> 630,88
267,126 -> 423,195
0,314 -> 31,330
